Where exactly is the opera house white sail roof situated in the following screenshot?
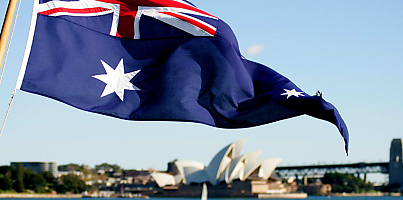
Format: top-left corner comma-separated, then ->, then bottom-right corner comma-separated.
151,139 -> 282,187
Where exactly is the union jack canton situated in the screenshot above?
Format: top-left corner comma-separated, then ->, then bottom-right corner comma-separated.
37,0 -> 218,39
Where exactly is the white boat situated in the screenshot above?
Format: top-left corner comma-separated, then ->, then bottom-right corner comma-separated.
201,183 -> 207,200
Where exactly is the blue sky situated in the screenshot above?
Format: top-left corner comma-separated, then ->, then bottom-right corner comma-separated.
0,0 -> 402,183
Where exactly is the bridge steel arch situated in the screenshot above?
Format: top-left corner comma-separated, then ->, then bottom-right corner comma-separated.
275,162 -> 389,179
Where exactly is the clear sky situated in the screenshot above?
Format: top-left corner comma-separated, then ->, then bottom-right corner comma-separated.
0,0 -> 402,183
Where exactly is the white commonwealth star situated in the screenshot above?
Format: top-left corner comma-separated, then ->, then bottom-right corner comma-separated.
92,59 -> 140,101
281,89 -> 305,99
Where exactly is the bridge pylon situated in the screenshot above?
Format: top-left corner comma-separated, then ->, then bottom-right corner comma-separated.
389,138 -> 403,190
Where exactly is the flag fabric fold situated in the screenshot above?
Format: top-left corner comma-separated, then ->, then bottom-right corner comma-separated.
17,0 -> 349,153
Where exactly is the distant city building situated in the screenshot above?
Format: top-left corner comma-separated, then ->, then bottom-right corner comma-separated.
389,138 -> 403,190
124,170 -> 153,185
57,170 -> 84,178
11,162 -> 57,177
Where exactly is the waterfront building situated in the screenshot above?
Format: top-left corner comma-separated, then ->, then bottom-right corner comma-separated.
150,139 -> 285,197
10,162 -> 57,177
389,138 -> 403,190
123,170 -> 153,185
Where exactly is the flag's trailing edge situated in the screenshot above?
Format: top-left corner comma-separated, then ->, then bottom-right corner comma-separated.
16,0 -> 349,154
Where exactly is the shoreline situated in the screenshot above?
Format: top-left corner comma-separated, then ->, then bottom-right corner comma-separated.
0,194 -> 82,198
0,192 -> 401,198
330,192 -> 401,197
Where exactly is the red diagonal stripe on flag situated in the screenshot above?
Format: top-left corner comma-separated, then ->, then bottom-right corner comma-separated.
38,7 -> 112,16
96,0 -> 216,19
160,12 -> 216,36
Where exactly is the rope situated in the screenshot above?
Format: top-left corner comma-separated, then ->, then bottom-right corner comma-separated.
0,0 -> 22,85
0,89 -> 16,138
0,0 -> 22,138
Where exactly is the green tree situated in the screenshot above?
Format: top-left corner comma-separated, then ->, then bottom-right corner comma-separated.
322,173 -> 374,193
0,166 -> 13,175
24,170 -> 47,193
41,171 -> 58,191
95,163 -> 121,173
0,174 -> 13,191
56,174 -> 88,194
13,163 -> 25,193
0,166 -> 13,191
58,163 -> 81,172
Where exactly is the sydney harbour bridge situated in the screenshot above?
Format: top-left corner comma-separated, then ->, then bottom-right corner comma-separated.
274,138 -> 402,186
275,162 -> 389,182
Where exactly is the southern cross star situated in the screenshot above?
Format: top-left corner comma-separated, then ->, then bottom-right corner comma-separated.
92,59 -> 140,101
281,89 -> 304,99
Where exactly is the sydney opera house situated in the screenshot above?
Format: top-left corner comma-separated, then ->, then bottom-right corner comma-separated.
150,139 -> 285,197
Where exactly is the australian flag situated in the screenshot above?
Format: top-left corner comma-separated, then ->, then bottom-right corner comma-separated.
17,0 -> 349,153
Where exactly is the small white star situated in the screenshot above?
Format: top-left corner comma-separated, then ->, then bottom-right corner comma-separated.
92,59 -> 140,101
281,89 -> 304,99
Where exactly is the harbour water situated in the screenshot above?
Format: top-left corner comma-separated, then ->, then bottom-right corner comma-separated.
147,198 -> 402,200
0,197 -> 401,200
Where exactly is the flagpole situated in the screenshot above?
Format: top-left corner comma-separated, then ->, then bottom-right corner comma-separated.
0,0 -> 18,75
0,0 -> 20,138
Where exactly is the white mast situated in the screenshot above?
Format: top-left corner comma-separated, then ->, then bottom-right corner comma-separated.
201,183 -> 208,200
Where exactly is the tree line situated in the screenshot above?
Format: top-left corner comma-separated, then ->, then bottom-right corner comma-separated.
322,173 -> 374,193
322,172 -> 401,193
0,163 -> 89,194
